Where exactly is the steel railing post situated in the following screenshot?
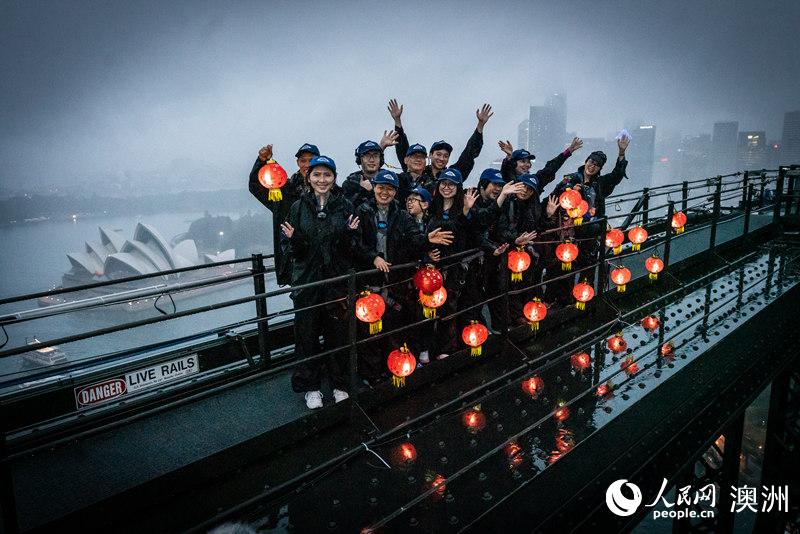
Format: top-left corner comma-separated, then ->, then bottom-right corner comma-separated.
773,166 -> 785,222
740,171 -> 749,208
681,180 -> 689,213
641,188 -> 650,227
744,184 -> 754,236
663,202 -> 674,269
347,269 -> 359,395
709,177 -> 722,249
251,253 -> 270,365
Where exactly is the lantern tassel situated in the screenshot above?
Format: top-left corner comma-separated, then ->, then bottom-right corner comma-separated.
676,226 -> 684,234
575,301 -> 585,310
573,217 -> 583,226
423,306 -> 436,319
268,188 -> 283,202
511,272 -> 522,282
613,246 -> 622,255
632,243 -> 641,251
529,321 -> 539,333
617,284 -> 626,293
369,319 -> 382,335
392,376 -> 406,388
470,346 -> 482,357
561,262 -> 572,271
649,273 -> 658,281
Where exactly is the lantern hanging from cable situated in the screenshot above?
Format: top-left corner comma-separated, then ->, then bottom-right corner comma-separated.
425,472 -> 447,501
628,226 -> 648,251
521,375 -> 544,397
641,315 -> 660,332
596,381 -> 614,397
572,280 -> 594,310
419,286 -> 447,318
554,401 -> 570,422
556,241 -> 579,271
387,344 -> 416,387
610,266 -> 632,292
660,341 -> 675,356
414,264 -> 443,296
462,405 -> 487,434
523,298 -> 548,332
391,442 -> 418,470
567,199 -> 589,225
621,356 -> 639,375
355,290 -> 385,334
607,332 -> 628,353
570,352 -> 591,372
645,254 -> 664,281
508,247 -> 531,282
462,321 -> 489,356
257,160 -> 289,201
559,188 -> 582,211
671,211 -> 687,234
606,228 -> 625,255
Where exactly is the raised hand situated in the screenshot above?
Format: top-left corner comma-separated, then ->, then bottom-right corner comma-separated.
568,137 -> 583,153
280,221 -> 294,238
374,256 -> 392,273
514,230 -> 538,246
618,136 -> 631,155
347,215 -> 360,230
546,195 -> 559,217
428,249 -> 441,262
388,99 -> 403,127
476,103 -> 493,132
360,176 -> 374,191
492,243 -> 510,256
379,129 -> 400,149
258,145 -> 273,161
428,227 -> 455,245
498,139 -> 513,157
463,188 -> 479,214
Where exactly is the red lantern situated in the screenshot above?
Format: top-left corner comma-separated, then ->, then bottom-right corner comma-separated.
414,264 -> 443,296
355,291 -> 385,334
257,161 -> 289,201
671,211 -> 687,234
555,428 -> 575,453
628,226 -> 648,251
606,228 -> 625,255
661,341 -> 675,356
392,442 -> 418,470
521,376 -> 544,397
505,441 -> 524,469
641,315 -> 660,332
462,321 -> 489,356
554,401 -> 570,422
462,406 -> 486,434
419,286 -> 447,318
621,356 -> 639,375
567,199 -> 589,225
426,472 -> 447,501
570,352 -> 591,371
607,332 -> 628,353
559,188 -> 582,211
387,344 -> 416,387
645,255 -> 664,281
610,266 -> 632,292
556,241 -> 579,271
572,280 -> 594,310
508,247 -> 531,282
523,298 -> 547,332
596,382 -> 613,397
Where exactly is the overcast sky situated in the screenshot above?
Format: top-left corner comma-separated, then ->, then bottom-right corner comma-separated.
1,0 -> 798,189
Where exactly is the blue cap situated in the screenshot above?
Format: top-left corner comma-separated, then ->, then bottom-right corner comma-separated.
511,149 -> 535,161
371,169 -> 399,188
295,143 -> 320,158
409,186 -> 432,204
356,140 -> 382,156
479,168 -> 505,185
406,143 -> 427,157
430,140 -> 454,153
308,155 -> 336,174
437,168 -> 463,185
518,173 -> 540,190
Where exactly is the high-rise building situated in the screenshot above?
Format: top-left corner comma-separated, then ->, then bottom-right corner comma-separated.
517,119 -> 530,153
623,123 -> 656,189
780,110 -> 800,165
679,134 -> 712,179
767,141 -> 781,169
712,122 -> 739,174
545,92 -> 567,148
528,93 -> 568,161
738,131 -> 766,170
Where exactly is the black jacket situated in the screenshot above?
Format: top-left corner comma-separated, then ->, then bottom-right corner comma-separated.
342,170 -> 376,208
396,171 -> 437,205
500,149 -> 572,191
248,158 -> 307,285
552,158 -> 628,218
394,125 -> 484,180
493,195 -> 555,245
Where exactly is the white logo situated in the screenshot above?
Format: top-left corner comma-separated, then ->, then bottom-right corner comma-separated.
318,157 -> 330,163
606,479 -> 643,516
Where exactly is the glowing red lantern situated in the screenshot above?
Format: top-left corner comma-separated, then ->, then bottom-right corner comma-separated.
628,226 -> 648,251
419,286 -> 447,318
671,211 -> 687,234
661,341 -> 675,356
505,441 -> 524,469
556,241 -> 579,271
567,199 -> 589,225
462,406 -> 486,434
521,376 -> 544,397
571,352 -> 591,371
523,298 -> 547,332
387,344 -> 416,387
572,280 -> 594,310
606,228 -> 625,255
610,266 -> 632,292
596,382 -> 613,397
607,332 -> 628,353
414,264 -> 443,296
621,356 -> 639,375
645,254 -> 664,281
257,161 -> 289,201
425,472 -> 447,501
641,315 -> 660,332
554,401 -> 570,422
555,428 -> 575,453
355,291 -> 385,334
462,320 -> 489,356
559,188 -> 582,211
508,247 -> 531,282
392,442 -> 418,470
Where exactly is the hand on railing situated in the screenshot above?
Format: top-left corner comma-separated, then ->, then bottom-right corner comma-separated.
428,249 -> 441,262
373,256 -> 392,273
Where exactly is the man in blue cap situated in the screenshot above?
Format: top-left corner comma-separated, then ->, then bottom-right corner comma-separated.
388,98 -> 492,183
395,142 -> 431,204
342,131 -> 400,207
498,137 -> 584,187
249,142 -> 320,285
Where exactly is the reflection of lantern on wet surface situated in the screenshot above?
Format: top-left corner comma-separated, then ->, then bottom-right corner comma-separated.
556,241 -> 579,271
523,298 -> 547,332
606,228 -> 625,255
596,382 -> 613,397
414,264 -> 443,295
425,471 -> 447,501
628,226 -> 648,251
549,428 -> 575,464
559,188 -> 582,211
462,321 -> 489,356
641,315 -> 660,332
355,291 -> 385,334
571,352 -> 591,372
391,442 -> 418,470
462,407 -> 487,434
387,345 -> 416,387
610,266 -> 632,292
257,161 -> 289,201
508,247 -> 531,282
521,376 -> 544,397
419,286 -> 447,318
621,356 -> 639,375
671,211 -> 687,234
645,255 -> 664,281
661,341 -> 675,356
554,401 -> 570,422
567,199 -> 589,225
505,441 -> 524,469
607,332 -> 628,353
573,280 -> 594,310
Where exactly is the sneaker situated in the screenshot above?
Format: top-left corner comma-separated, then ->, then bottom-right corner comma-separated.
304,390 -> 323,409
333,389 -> 349,403
436,353 -> 449,360
419,350 -> 430,364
